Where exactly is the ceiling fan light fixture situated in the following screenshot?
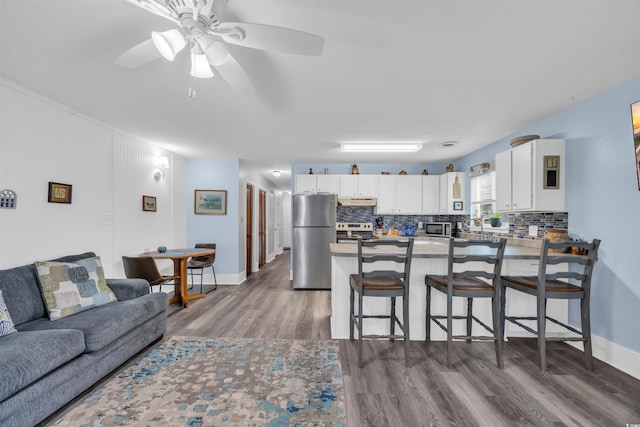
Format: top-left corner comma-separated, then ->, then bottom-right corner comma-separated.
190,54 -> 214,78
204,40 -> 229,67
151,29 -> 186,61
340,143 -> 423,153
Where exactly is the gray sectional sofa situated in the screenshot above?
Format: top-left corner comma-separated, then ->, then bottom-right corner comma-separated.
0,252 -> 168,427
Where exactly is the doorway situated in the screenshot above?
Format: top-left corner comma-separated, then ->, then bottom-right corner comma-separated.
246,183 -> 253,277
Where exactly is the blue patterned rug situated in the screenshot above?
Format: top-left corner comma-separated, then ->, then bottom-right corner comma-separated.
50,336 -> 346,426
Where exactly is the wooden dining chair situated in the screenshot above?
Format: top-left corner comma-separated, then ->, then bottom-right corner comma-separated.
425,238 -> 507,369
350,237 -> 414,368
122,256 -> 180,293
500,238 -> 601,371
187,243 -> 217,293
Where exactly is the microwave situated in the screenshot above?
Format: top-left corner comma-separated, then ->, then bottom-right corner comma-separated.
424,222 -> 451,237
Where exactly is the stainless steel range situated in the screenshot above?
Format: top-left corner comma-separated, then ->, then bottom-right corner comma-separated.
336,222 -> 376,242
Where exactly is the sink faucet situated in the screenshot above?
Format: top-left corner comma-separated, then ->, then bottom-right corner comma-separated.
463,217 -> 485,240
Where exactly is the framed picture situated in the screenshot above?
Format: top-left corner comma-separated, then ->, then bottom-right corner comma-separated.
453,201 -> 463,211
142,195 -> 157,212
48,182 -> 72,204
631,100 -> 640,190
195,190 -> 227,215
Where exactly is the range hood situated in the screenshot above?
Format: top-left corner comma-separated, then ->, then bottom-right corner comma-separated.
337,197 -> 377,206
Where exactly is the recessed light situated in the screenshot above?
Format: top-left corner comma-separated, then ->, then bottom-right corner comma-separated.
340,143 -> 423,153
439,141 -> 458,147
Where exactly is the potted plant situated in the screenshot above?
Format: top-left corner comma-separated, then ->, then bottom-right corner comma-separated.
489,212 -> 502,227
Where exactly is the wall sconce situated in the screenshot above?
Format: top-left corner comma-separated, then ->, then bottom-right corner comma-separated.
154,156 -> 169,180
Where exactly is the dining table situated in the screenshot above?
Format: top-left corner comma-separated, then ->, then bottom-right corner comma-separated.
139,247 -> 216,308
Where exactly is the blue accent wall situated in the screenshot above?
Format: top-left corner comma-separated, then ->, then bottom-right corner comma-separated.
187,158 -> 240,274
456,75 -> 640,353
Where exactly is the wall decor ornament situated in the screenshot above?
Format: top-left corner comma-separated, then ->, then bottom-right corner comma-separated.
142,195 -> 157,212
194,190 -> 227,215
0,189 -> 17,209
48,182 -> 72,204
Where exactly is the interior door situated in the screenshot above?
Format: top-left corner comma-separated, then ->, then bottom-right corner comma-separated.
246,184 -> 253,277
259,190 -> 266,268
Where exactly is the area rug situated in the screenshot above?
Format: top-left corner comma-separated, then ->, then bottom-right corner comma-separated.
50,336 -> 346,426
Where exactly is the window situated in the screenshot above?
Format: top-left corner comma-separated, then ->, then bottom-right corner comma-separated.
470,171 -> 496,219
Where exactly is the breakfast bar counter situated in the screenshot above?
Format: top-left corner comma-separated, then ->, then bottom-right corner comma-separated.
330,239 -> 568,340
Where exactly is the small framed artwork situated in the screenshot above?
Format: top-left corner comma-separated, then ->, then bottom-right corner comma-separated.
195,190 -> 227,215
631,100 -> 640,190
142,195 -> 157,212
48,182 -> 72,204
453,201 -> 463,211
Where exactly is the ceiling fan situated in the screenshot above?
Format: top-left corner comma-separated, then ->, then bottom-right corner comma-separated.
116,0 -> 324,95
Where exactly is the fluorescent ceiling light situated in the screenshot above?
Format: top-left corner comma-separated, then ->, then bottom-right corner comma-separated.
340,143 -> 423,153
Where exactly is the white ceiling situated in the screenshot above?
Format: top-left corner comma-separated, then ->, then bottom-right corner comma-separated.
2,0 -> 640,189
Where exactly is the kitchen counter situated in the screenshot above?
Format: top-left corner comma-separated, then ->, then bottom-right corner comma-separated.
330,238 -> 543,259
330,239 -> 569,341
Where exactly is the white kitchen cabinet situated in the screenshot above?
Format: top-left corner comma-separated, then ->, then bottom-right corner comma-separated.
422,175 -> 440,214
339,175 -> 378,197
495,139 -> 565,212
357,175 -> 379,197
377,175 -> 422,214
377,176 -> 396,213
294,175 -> 317,194
316,175 -> 339,194
439,172 -> 466,214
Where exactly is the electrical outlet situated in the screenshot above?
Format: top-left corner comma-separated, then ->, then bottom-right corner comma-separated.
101,214 -> 112,226
528,225 -> 538,237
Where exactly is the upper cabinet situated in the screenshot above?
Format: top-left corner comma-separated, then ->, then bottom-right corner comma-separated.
422,175 -> 440,214
495,139 -> 565,212
377,175 -> 422,214
295,175 -> 317,194
316,175 -> 340,194
439,172 -> 466,214
338,175 -> 379,197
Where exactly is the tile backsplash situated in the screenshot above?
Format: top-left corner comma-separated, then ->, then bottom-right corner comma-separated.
337,206 -> 569,239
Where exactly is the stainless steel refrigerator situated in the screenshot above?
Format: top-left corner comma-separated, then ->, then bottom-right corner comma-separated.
292,194 -> 336,290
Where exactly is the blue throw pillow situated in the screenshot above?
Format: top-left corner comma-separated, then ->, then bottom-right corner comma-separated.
0,290 -> 18,337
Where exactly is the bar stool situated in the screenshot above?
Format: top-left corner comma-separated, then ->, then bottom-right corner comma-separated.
425,238 -> 507,369
500,238 -> 601,371
349,237 -> 414,368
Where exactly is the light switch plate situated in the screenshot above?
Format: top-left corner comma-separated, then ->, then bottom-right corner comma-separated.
528,225 -> 538,237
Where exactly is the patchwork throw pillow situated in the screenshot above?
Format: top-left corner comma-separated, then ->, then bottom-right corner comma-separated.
35,256 -> 117,321
0,290 -> 18,337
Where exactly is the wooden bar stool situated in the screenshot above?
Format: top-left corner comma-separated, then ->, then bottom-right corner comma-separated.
500,238 -> 601,371
349,237 -> 414,368
425,238 -> 507,369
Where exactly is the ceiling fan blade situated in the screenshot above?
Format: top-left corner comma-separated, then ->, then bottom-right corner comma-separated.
115,38 -> 162,68
213,53 -> 254,94
124,0 -> 179,25
216,22 -> 324,56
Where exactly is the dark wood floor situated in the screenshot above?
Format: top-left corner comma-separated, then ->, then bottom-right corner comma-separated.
167,250 -> 640,427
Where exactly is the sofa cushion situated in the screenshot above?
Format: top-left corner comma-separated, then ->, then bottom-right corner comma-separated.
0,264 -> 48,326
17,292 -> 167,353
0,290 -> 18,337
35,256 -> 117,320
0,329 -> 85,402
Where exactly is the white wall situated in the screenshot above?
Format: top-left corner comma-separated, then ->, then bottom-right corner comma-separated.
0,81 -> 186,276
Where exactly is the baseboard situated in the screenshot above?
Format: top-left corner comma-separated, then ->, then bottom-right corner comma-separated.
188,272 -> 244,286
567,335 -> 640,380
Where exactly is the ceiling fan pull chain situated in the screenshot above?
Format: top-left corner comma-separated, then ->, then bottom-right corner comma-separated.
189,47 -> 198,100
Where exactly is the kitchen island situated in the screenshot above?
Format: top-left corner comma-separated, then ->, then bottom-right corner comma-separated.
330,238 -> 569,341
